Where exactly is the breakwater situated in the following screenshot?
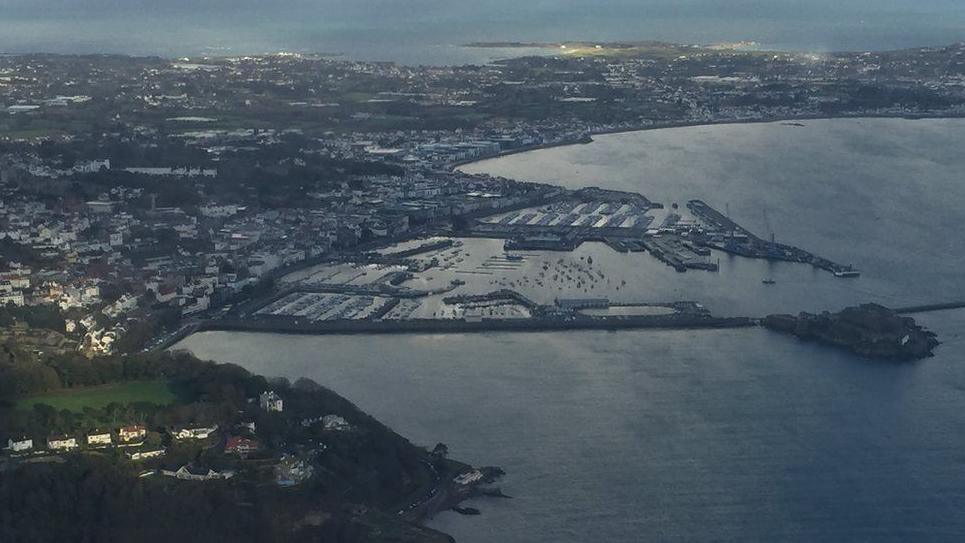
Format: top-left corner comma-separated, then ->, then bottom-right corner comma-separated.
194,314 -> 755,337
893,301 -> 965,314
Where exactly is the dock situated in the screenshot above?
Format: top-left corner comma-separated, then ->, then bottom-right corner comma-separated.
686,199 -> 857,276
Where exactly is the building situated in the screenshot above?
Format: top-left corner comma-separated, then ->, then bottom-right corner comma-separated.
162,464 -> 235,481
87,431 -> 112,447
6,437 -> 33,453
86,201 -> 115,214
47,435 -> 78,451
74,159 -> 110,173
0,291 -> 25,306
322,414 -> 351,431
224,436 -> 261,456
127,449 -> 166,461
259,390 -> 283,412
200,204 -> 241,218
172,424 -> 219,440
118,425 -> 147,443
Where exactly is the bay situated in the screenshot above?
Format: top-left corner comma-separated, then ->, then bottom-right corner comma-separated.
177,118 -> 965,542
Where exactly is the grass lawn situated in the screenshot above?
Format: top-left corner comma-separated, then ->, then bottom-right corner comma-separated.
17,380 -> 179,412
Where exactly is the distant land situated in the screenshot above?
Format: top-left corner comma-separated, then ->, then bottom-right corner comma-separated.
465,40 -> 759,50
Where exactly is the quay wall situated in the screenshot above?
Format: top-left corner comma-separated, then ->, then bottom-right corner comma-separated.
195,314 -> 755,337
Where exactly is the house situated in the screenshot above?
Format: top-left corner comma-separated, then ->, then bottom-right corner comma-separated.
276,454 -> 315,487
127,448 -> 166,461
86,200 -> 115,214
87,431 -> 112,447
224,436 -> 261,456
300,416 -> 324,427
322,415 -> 351,431
172,424 -> 219,440
259,390 -> 283,413
162,464 -> 235,481
47,435 -> 78,451
118,425 -> 147,443
6,437 -> 33,453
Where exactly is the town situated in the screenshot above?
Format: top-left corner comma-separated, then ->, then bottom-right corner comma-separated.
4,41 -> 964,358
2,36 -> 963,543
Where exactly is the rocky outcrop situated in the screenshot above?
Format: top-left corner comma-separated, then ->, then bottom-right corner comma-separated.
763,303 -> 939,360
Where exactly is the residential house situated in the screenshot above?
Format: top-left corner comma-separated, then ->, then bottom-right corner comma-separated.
47,435 -> 78,451
127,449 -> 166,461
87,431 -> 112,447
162,464 -> 235,481
172,424 -> 219,440
118,425 -> 147,443
322,415 -> 351,431
6,437 -> 33,453
224,436 -> 261,456
259,390 -> 283,413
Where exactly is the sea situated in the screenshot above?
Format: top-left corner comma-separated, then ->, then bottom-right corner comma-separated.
176,119 -> 965,542
1,1 -> 964,64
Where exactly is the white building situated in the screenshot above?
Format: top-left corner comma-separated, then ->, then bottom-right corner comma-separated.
162,464 -> 235,481
74,159 -> 111,173
322,414 -> 351,431
172,424 -> 219,440
127,449 -> 165,460
200,204 -> 241,218
6,437 -> 33,452
260,391 -> 283,413
0,291 -> 25,307
118,425 -> 147,443
87,431 -> 113,447
48,435 -> 78,451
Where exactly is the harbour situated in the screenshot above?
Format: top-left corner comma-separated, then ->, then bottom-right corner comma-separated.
177,119 -> 965,543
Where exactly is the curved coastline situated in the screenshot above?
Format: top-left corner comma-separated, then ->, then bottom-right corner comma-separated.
450,112 -> 965,171
167,114 -> 965,345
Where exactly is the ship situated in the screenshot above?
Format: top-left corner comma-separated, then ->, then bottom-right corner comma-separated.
762,278 -> 776,285
833,270 -> 861,278
505,254 -> 524,262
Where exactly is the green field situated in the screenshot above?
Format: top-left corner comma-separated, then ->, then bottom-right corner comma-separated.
17,380 -> 179,412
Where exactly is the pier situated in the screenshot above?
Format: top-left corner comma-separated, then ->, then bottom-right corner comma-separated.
893,301 -> 965,314
686,199 -> 858,276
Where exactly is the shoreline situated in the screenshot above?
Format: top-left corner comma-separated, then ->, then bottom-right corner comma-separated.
450,112 -> 965,171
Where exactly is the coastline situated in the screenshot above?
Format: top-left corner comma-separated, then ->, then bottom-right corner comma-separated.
449,112 -> 965,171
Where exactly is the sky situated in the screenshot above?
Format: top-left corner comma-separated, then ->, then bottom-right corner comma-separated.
0,1 -> 962,63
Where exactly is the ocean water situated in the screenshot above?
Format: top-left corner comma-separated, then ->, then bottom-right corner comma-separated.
177,119 -> 965,542
1,1 -> 964,63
